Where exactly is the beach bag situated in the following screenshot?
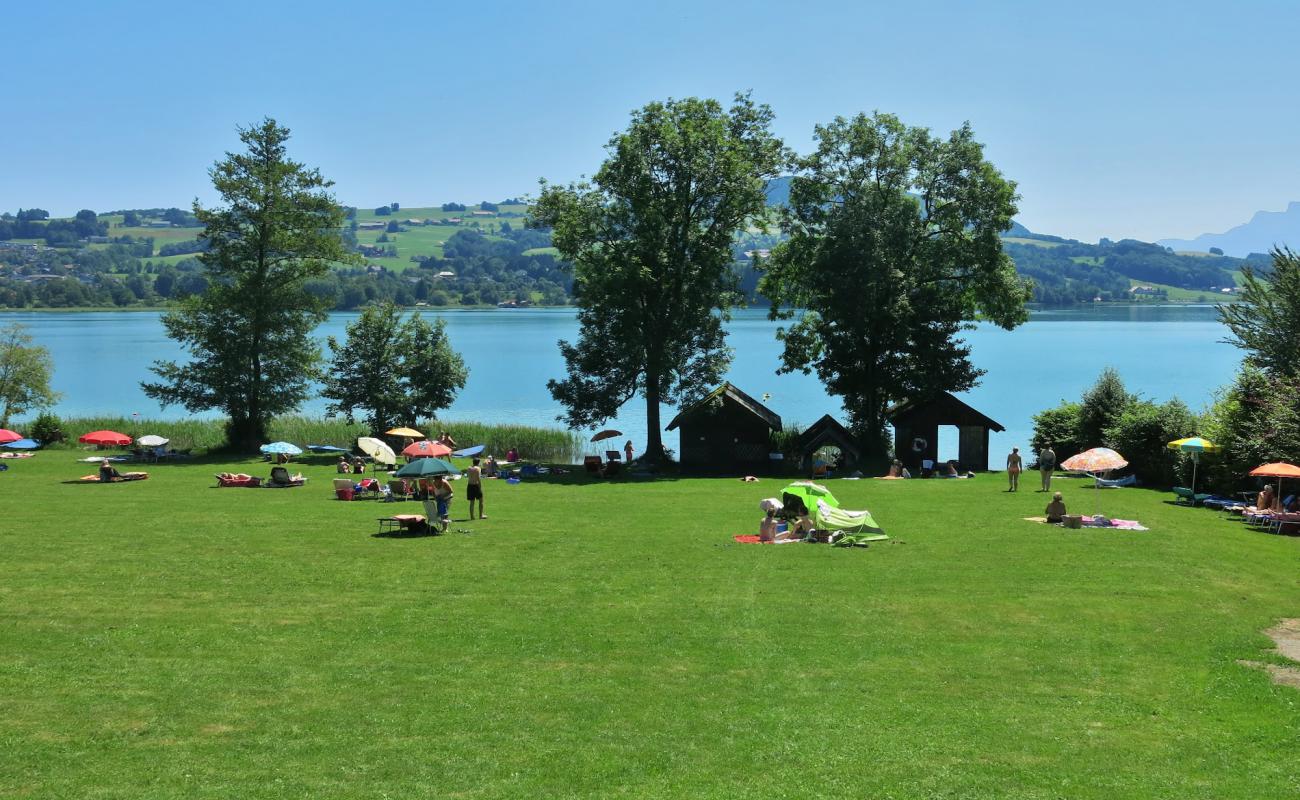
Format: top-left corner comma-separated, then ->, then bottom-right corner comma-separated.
1063,515 -> 1082,529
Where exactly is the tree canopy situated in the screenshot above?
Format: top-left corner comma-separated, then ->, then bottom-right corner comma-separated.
531,93 -> 786,460
0,323 -> 60,427
321,302 -> 468,432
759,112 -> 1030,452
1219,247 -> 1300,379
142,118 -> 356,451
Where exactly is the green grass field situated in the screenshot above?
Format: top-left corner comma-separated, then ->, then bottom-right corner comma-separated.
1128,278 -> 1236,303
3,450 -> 1299,797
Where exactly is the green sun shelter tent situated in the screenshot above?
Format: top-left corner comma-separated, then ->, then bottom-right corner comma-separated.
779,481 -> 886,536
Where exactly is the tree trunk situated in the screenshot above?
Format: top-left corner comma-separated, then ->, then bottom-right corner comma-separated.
644,371 -> 665,465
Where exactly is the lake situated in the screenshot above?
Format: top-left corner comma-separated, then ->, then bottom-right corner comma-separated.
5,305 -> 1240,463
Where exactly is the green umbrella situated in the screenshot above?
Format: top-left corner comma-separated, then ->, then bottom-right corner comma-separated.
393,457 -> 460,478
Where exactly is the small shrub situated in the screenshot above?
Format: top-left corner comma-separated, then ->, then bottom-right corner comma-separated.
1104,398 -> 1195,487
29,411 -> 64,444
1031,401 -> 1082,465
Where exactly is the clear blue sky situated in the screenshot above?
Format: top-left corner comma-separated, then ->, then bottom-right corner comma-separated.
4,0 -> 1297,243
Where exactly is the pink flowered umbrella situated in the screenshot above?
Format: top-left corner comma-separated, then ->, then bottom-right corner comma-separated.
1061,447 -> 1129,517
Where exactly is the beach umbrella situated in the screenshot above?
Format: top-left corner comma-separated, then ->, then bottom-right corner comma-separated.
0,429 -> 22,444
394,457 -> 460,478
3,438 -> 39,449
259,441 -> 302,456
403,440 -> 452,458
307,444 -> 349,454
137,434 -> 169,448
385,427 -> 425,439
1061,447 -> 1130,517
79,430 -> 132,447
452,444 -> 486,458
1249,462 -> 1300,509
1167,437 -> 1221,494
357,437 -> 397,466
591,429 -> 622,443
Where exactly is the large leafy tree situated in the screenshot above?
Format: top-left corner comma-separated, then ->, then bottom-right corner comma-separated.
531,93 -> 785,461
321,302 -> 468,431
1219,247 -> 1300,379
759,112 -> 1031,453
143,119 -> 356,451
0,323 -> 60,427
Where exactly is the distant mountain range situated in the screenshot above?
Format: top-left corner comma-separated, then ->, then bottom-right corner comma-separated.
1157,202 -> 1300,257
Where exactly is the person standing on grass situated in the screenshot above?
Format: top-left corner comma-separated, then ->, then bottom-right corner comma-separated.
430,475 -> 454,531
466,457 -> 486,520
624,439 -> 634,464
1039,442 -> 1056,492
1006,447 -> 1023,492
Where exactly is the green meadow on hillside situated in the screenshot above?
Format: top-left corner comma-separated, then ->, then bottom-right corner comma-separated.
3,449 -> 1299,797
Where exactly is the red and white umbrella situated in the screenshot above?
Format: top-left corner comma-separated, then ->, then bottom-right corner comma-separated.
0,429 -> 23,444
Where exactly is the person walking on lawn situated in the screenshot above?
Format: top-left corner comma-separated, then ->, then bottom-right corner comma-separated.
1039,442 -> 1056,492
466,457 -> 486,520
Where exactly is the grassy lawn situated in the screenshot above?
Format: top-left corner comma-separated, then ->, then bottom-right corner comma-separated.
3,453 -> 1299,797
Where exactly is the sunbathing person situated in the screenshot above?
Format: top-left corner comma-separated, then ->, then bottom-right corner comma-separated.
1250,484 -> 1279,514
337,456 -> 352,474
1045,492 -> 1068,523
99,459 -> 122,482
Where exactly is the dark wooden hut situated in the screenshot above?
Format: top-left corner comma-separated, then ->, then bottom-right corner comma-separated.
667,382 -> 782,474
796,415 -> 861,472
887,392 -> 1005,473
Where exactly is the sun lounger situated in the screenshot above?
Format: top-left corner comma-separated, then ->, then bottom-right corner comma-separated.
1172,487 -> 1212,506
584,456 -> 602,475
267,466 -> 306,488
376,514 -> 429,535
217,473 -> 262,488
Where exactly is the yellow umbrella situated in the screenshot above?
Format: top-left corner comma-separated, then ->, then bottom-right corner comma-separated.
385,427 -> 425,439
1167,437 -> 1220,494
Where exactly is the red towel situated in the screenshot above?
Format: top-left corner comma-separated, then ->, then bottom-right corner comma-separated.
732,535 -> 769,544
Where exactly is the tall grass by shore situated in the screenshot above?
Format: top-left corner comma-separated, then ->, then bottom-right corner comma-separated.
33,415 -> 584,462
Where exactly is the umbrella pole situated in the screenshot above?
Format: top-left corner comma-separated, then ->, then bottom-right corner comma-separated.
1190,454 -> 1198,496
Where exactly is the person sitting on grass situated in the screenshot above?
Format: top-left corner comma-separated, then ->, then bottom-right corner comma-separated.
351,456 -> 366,474
1045,492 -> 1068,524
337,456 -> 351,474
99,459 -> 121,482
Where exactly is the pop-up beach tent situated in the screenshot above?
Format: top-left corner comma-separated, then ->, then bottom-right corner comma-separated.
779,481 -> 885,535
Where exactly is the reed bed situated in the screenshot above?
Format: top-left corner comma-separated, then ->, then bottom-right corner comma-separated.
37,415 -> 583,462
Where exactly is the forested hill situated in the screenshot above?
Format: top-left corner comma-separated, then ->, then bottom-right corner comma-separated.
1001,234 -> 1262,303
756,181 -> 1259,304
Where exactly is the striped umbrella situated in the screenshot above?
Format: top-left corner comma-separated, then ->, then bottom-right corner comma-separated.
1167,437 -> 1221,494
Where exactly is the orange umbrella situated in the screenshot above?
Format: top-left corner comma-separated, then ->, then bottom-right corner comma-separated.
1249,463 -> 1300,478
402,440 -> 452,458
1250,463 -> 1300,509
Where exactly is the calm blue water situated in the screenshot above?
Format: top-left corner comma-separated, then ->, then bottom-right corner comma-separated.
4,305 -> 1239,461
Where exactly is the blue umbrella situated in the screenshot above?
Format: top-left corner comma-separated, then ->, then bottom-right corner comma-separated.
451,444 -> 485,458
394,457 -> 460,478
260,441 -> 303,455
3,438 -> 39,450
307,444 -> 349,453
